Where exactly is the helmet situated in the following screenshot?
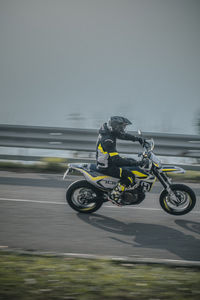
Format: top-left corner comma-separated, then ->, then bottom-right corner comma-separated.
107,116 -> 132,135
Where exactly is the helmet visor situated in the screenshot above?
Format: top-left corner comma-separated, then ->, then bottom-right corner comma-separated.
113,123 -> 127,134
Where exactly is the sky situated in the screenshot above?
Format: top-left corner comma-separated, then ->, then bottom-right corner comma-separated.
0,0 -> 200,134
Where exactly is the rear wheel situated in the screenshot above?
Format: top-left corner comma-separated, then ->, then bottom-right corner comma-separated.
159,184 -> 196,215
66,180 -> 104,213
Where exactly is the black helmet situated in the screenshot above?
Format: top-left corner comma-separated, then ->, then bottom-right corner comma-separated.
107,116 -> 132,134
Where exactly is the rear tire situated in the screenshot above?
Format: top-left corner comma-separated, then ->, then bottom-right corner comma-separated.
66,180 -> 104,213
159,184 -> 196,215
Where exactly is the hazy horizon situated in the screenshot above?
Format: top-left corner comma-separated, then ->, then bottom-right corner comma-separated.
0,0 -> 200,134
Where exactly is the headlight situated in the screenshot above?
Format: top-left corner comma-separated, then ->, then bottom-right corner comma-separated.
145,139 -> 154,151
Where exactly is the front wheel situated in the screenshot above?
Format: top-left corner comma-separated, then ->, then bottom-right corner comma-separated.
66,180 -> 104,213
159,184 -> 196,216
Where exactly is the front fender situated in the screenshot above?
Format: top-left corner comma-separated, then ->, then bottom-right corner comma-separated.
161,166 -> 185,174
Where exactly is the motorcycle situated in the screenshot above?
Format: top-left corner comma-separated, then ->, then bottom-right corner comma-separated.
63,131 -> 196,215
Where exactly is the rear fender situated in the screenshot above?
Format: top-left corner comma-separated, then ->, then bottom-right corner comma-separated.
63,163 -> 90,180
63,163 -> 110,187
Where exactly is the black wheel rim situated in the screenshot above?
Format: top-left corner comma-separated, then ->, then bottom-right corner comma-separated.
71,187 -> 97,211
164,190 -> 192,213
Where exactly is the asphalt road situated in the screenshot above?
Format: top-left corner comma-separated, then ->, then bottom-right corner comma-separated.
0,171 -> 200,263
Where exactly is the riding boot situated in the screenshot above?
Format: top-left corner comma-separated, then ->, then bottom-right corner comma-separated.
109,183 -> 126,204
109,179 -> 137,205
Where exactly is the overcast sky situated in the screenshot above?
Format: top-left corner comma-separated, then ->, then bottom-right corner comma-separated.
0,0 -> 200,134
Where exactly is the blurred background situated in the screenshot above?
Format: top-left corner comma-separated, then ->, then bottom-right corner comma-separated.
0,0 -> 200,134
0,5 -> 200,291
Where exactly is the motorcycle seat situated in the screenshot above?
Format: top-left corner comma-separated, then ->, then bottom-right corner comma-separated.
88,163 -> 100,172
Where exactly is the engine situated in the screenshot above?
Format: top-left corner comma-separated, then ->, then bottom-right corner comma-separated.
121,188 -> 145,205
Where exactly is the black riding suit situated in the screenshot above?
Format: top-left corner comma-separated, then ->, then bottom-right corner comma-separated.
96,123 -> 141,186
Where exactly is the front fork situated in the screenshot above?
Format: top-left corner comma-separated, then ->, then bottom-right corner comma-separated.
153,168 -> 181,206
153,168 -> 171,189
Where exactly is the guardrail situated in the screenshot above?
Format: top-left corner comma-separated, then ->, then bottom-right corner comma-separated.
0,124 -> 200,163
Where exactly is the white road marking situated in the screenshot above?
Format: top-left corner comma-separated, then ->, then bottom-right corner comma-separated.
0,197 -> 64,205
0,197 -> 199,214
61,253 -> 200,266
48,141 -> 62,145
49,132 -> 63,136
1,248 -> 200,266
105,204 -> 161,210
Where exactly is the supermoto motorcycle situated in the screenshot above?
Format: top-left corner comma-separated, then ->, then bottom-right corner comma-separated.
63,131 -> 196,215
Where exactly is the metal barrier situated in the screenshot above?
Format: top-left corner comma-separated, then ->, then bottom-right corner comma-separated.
0,125 -> 200,163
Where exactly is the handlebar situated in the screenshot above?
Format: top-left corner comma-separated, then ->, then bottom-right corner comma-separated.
143,139 -> 154,151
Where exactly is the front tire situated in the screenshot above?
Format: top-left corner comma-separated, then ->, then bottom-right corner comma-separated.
66,180 -> 104,213
159,184 -> 196,215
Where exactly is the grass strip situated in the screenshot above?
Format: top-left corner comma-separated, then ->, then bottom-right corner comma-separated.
0,160 -> 66,173
168,170 -> 200,182
0,160 -> 200,182
0,251 -> 200,300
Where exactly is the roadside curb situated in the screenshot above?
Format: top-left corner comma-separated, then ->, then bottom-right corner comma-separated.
1,248 -> 200,267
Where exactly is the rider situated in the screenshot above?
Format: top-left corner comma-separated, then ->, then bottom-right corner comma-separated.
96,116 -> 146,204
